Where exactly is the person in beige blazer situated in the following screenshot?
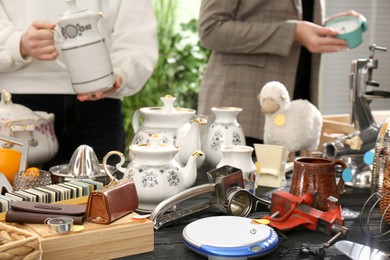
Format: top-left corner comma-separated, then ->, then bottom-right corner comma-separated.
197,0 -> 362,146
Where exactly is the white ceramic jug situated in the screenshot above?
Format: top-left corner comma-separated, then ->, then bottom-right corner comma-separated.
217,145 -> 256,194
57,0 -> 114,94
204,107 -> 246,167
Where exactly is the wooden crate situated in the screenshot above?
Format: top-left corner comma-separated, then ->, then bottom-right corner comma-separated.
319,111 -> 390,151
319,114 -> 354,151
1,197 -> 154,260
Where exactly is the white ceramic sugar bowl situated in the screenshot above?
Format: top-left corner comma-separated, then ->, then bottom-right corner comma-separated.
0,90 -> 58,166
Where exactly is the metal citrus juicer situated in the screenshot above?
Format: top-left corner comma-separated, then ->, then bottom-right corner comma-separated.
322,44 -> 388,188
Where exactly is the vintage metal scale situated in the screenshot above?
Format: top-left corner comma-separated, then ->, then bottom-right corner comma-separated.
182,216 -> 278,260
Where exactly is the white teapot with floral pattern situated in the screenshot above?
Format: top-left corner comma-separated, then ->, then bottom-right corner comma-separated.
115,135 -> 203,212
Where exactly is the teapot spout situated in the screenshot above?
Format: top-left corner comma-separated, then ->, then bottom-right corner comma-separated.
182,150 -> 204,188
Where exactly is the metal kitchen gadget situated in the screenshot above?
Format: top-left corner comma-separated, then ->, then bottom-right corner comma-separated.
46,217 -> 74,234
360,190 -> 390,242
183,216 -> 279,260
50,145 -> 117,185
322,44 -> 388,189
150,166 -> 270,230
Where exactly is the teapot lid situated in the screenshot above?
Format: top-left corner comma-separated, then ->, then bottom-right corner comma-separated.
59,0 -> 95,22
0,90 -> 38,121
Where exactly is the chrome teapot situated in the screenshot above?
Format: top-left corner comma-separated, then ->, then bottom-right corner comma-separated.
56,0 -> 114,94
132,95 -> 207,168
107,135 -> 204,212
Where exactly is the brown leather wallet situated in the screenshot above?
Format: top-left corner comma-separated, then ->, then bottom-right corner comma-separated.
5,201 -> 86,224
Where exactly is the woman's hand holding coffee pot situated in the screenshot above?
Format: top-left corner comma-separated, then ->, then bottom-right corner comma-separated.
77,74 -> 122,102
20,20 -> 121,102
20,20 -> 58,60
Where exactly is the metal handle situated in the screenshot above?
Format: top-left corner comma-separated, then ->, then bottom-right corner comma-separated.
334,159 -> 347,195
102,151 -> 125,184
150,183 -> 219,230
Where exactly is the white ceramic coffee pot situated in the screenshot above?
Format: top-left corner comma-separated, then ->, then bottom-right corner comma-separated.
57,0 -> 115,94
132,95 -> 207,168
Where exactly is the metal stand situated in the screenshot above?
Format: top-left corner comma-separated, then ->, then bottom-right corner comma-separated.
323,44 -> 388,189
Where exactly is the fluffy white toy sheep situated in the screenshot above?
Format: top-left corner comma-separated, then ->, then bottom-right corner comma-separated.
258,81 -> 322,152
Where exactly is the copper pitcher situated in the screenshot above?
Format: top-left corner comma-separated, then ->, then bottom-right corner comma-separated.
290,157 -> 347,211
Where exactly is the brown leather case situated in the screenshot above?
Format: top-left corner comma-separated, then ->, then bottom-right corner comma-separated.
85,178 -> 138,224
5,201 -> 86,224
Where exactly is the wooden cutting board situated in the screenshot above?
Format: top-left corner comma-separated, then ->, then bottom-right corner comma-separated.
1,197 -> 154,260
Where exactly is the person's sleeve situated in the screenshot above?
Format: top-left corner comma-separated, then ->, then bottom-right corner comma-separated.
109,0 -> 158,98
0,7 -> 32,72
198,0 -> 297,57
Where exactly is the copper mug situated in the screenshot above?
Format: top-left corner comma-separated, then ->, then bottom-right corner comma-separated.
289,157 -> 347,211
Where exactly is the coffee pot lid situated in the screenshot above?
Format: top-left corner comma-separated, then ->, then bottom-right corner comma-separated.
59,0 -> 95,22
140,95 -> 195,115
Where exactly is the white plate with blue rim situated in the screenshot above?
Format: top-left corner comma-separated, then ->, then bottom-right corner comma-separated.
182,216 -> 278,260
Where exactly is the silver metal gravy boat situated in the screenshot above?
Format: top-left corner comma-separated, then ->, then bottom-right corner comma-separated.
149,166 -> 270,230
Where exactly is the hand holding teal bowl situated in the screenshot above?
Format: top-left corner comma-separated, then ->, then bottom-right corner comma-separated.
325,15 -> 368,49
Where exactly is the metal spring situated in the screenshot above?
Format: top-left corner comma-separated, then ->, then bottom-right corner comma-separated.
360,191 -> 390,242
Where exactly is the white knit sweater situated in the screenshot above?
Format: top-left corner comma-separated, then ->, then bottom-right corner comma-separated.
0,0 -> 158,98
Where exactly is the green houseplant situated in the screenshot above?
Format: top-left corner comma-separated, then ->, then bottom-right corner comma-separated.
121,0 -> 210,146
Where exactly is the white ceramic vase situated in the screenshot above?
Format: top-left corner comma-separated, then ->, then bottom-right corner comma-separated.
204,107 -> 246,167
217,145 -> 256,194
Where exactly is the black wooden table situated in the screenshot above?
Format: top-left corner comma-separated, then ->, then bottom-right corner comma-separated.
119,165 -> 390,260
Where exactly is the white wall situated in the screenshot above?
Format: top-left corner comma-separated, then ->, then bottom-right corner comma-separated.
320,0 -> 390,115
